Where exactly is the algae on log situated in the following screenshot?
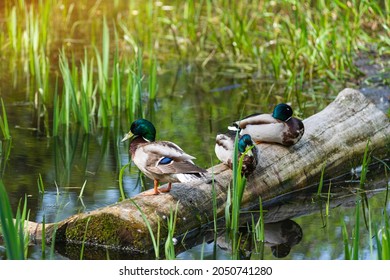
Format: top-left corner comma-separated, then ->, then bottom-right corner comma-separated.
25,88 -> 389,256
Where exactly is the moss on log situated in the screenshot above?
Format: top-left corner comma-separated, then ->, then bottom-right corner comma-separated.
25,88 -> 390,256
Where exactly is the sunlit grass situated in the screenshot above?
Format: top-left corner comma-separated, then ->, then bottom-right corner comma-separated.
0,0 -> 389,135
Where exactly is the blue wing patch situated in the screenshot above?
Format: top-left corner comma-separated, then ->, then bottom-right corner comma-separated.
159,157 -> 173,165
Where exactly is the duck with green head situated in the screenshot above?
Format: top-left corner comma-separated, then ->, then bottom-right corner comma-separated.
215,131 -> 258,176
121,119 -> 207,195
228,103 -> 304,146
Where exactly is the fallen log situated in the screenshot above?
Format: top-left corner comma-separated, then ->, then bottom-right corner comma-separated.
25,88 -> 390,257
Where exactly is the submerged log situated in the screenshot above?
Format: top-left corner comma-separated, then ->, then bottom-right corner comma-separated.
25,88 -> 389,256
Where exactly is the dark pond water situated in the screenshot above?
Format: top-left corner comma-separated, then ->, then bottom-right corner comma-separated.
0,2 -> 390,260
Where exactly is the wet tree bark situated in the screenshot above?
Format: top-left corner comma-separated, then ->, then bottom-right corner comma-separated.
24,88 -> 390,256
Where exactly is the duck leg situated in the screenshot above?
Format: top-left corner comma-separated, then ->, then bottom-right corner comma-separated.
158,182 -> 172,193
152,180 -> 161,195
142,180 -> 161,195
143,180 -> 172,195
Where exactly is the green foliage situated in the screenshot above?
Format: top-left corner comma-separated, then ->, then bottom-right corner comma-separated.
341,140 -> 387,260
0,0 -> 389,136
131,199 -> 160,259
118,162 -> 131,201
164,202 -> 179,260
80,217 -> 91,260
0,180 -> 27,260
225,131 -> 256,259
250,197 -> 265,260
0,99 -> 11,140
37,173 -> 45,194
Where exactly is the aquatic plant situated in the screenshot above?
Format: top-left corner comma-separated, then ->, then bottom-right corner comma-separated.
131,199 -> 161,259
0,99 -> 11,141
250,197 -> 265,260
80,217 -> 91,260
164,202 -> 179,260
0,180 -> 27,259
37,173 -> 45,194
225,131 -> 255,259
1,0 -> 389,132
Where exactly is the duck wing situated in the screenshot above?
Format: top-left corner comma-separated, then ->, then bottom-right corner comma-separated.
230,113 -> 279,130
141,141 -> 206,175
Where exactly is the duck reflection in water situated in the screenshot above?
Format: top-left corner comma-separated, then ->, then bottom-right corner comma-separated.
217,219 -> 302,259
264,219 -> 303,258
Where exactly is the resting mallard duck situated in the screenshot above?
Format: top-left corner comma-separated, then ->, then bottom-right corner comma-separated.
228,103 -> 304,146
121,119 -> 207,195
215,131 -> 258,176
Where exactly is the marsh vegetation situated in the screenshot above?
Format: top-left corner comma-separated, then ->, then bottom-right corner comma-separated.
0,0 -> 389,260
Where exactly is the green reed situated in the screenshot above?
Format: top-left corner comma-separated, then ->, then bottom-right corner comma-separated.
80,217 -> 91,260
375,211 -> 390,260
0,99 -> 11,179
0,180 -> 26,259
118,162 -> 131,201
225,131 -> 255,259
0,99 -> 11,141
131,199 -> 161,259
341,140 -> 384,260
250,196 -> 265,260
37,173 -> 45,194
164,202 -> 179,260
1,0 -> 388,134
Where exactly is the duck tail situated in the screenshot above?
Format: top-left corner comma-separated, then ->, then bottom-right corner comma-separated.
176,172 -> 208,183
227,124 -> 239,131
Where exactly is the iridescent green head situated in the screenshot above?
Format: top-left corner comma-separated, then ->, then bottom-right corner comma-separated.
238,134 -> 254,154
272,103 -> 293,122
121,118 -> 156,142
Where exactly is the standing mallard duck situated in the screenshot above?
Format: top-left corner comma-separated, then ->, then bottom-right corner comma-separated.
215,131 -> 258,176
228,103 -> 304,146
121,119 -> 207,195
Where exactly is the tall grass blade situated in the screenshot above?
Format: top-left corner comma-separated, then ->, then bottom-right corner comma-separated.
0,98 -> 11,140
80,217 -> 91,260
164,202 -> 179,260
79,180 -> 87,198
119,162 -> 131,201
130,199 -> 160,259
0,180 -> 25,259
342,219 -> 351,260
37,173 -> 45,194
352,201 -> 360,260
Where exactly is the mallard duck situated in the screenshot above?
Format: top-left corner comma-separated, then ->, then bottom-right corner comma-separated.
228,103 -> 304,146
215,131 -> 258,176
121,119 -> 207,195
